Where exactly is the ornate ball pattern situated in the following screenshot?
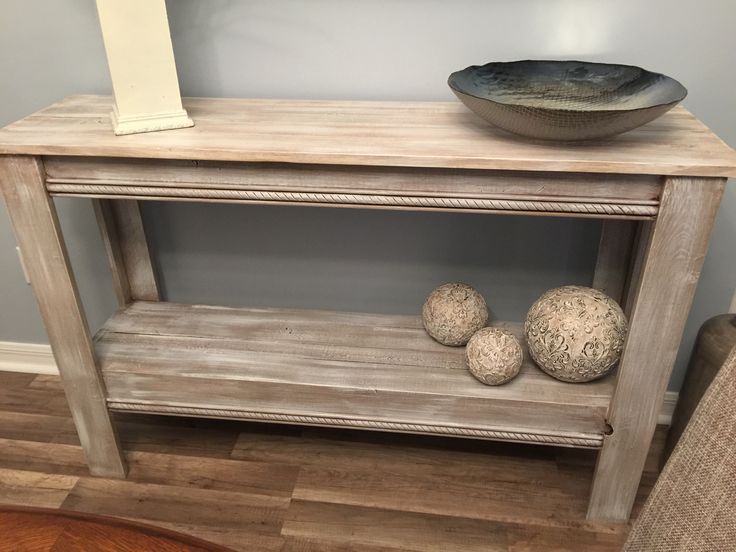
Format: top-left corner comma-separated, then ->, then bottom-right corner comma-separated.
524,286 -> 628,383
422,283 -> 488,346
465,327 -> 523,386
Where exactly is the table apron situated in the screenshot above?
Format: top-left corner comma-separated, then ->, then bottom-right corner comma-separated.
43,156 -> 662,220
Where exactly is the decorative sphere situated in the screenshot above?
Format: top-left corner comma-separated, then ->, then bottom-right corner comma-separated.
524,286 -> 628,382
422,283 -> 488,346
465,327 -> 523,386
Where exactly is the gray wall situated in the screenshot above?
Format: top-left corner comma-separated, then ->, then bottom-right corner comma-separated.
1,0 -> 734,390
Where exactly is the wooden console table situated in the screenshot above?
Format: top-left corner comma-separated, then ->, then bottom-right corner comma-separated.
1,95 -> 735,521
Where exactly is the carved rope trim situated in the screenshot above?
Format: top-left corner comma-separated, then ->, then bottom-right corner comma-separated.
47,183 -> 658,217
107,400 -> 604,448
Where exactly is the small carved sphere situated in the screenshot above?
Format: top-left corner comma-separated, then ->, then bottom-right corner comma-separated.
422,283 -> 489,346
465,327 -> 523,386
524,286 -> 628,383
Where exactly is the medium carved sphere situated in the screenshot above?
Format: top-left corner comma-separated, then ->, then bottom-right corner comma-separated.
465,327 -> 523,386
422,283 -> 488,346
524,286 -> 628,383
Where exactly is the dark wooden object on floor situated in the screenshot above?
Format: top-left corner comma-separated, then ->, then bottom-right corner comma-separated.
0,506 -> 234,551
664,314 -> 736,462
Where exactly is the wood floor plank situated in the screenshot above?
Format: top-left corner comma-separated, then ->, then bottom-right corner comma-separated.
504,524 -> 626,552
115,417 -> 241,459
125,451 -> 299,498
0,410 -> 76,443
280,537 -> 403,552
277,426 -> 559,463
0,371 -> 36,388
283,500 -> 627,552
51,412 -> 243,459
282,500 -> 509,552
0,468 -> 78,508
234,431 -> 596,530
0,383 -> 71,417
124,518 -> 285,552
27,374 -> 66,391
234,428 -> 558,470
61,478 -> 288,536
292,465 -> 588,531
0,438 -> 90,476
0,437 -> 298,500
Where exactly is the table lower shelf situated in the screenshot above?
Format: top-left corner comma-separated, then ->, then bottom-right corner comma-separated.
95,301 -> 614,448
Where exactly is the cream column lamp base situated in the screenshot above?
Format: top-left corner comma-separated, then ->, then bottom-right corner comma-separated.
96,0 -> 193,136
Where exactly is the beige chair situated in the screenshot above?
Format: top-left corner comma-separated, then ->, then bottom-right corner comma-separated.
623,345 -> 736,551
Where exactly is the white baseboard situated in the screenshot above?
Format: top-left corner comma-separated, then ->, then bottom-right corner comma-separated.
0,340 -> 680,425
0,341 -> 57,375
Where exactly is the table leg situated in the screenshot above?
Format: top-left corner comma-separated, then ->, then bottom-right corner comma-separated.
93,199 -> 160,307
621,222 -> 653,318
587,176 -> 725,521
592,220 -> 637,304
0,156 -> 126,478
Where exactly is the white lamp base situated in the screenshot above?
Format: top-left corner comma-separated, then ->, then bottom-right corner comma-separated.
97,0 -> 194,136
110,105 -> 194,136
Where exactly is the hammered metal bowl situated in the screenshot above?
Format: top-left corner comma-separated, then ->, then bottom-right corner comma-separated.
448,60 -> 687,141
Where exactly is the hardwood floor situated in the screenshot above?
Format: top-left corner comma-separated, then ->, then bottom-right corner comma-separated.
0,371 -> 662,551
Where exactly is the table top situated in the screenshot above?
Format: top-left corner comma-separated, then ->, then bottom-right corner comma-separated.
1,95 -> 735,177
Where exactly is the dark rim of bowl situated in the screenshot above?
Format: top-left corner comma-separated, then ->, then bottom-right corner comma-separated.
447,59 -> 688,114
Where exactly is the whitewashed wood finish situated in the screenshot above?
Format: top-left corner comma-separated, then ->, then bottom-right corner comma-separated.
44,157 -> 662,201
50,190 -> 660,220
587,177 -> 726,521
112,200 -> 157,301
1,96 -> 735,176
94,199 -> 159,305
93,199 -> 131,305
622,222 -> 654,318
44,157 -> 661,219
106,402 -> 601,447
1,95 -> 734,522
592,221 -> 637,303
43,157 -> 663,201
0,155 -> 126,477
95,301 -> 612,447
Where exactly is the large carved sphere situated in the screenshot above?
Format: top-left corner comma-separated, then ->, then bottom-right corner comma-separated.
524,286 -> 628,382
465,327 -> 523,386
422,283 -> 488,346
